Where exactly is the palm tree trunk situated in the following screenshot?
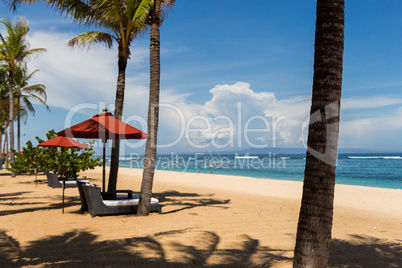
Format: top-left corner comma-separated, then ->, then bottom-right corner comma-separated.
4,125 -> 9,168
293,0 -> 344,267
138,0 -> 161,216
17,102 -> 20,153
0,127 -> 3,155
2,125 -> 6,158
0,127 -> 3,166
8,72 -> 15,177
107,54 -> 128,192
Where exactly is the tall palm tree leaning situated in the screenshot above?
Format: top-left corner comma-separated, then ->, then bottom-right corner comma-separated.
137,0 -> 175,216
63,0 -> 153,192
293,0 -> 344,267
13,64 -> 48,151
0,18 -> 46,177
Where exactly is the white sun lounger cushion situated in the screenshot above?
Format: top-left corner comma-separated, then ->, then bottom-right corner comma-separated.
64,181 -> 78,187
63,180 -> 90,187
103,197 -> 159,207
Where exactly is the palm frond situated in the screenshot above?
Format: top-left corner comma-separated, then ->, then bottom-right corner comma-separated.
24,92 -> 49,111
127,0 -> 153,40
21,96 -> 35,114
21,68 -> 39,81
11,64 -> 49,116
46,0 -> 101,26
17,104 -> 29,123
5,0 -> 22,12
157,0 -> 175,26
89,0 -> 126,43
68,31 -> 115,49
0,18 -> 45,69
4,0 -> 37,12
21,84 -> 47,98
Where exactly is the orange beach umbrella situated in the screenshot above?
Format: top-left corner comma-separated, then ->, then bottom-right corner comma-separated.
57,109 -> 147,192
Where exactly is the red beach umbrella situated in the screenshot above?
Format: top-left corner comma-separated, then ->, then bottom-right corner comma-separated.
38,136 -> 88,214
39,136 -> 89,149
38,136 -> 88,174
56,109 -> 147,192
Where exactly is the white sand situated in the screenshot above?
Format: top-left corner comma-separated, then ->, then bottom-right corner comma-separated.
0,167 -> 401,267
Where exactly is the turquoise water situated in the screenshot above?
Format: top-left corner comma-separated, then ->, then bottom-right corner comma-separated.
104,153 -> 402,190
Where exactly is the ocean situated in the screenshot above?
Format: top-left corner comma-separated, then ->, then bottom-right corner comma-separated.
104,153 -> 402,190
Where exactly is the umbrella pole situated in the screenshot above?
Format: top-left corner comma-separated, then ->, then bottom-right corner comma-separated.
62,180 -> 65,214
102,139 -> 106,193
61,147 -> 64,176
61,148 -> 65,214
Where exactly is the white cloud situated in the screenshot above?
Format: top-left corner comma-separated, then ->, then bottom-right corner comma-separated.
22,31 -> 402,152
342,96 -> 402,110
204,82 -> 276,116
155,82 -> 311,150
263,96 -> 311,146
339,108 -> 402,149
27,31 -> 118,111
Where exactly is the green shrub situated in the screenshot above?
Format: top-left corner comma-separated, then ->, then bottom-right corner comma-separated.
8,130 -> 102,178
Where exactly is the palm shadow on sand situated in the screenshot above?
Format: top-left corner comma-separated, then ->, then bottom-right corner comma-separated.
153,190 -> 231,214
0,188 -> 228,217
1,229 -> 401,267
2,190 -> 400,267
329,235 -> 402,268
0,229 -> 292,267
0,194 -> 81,217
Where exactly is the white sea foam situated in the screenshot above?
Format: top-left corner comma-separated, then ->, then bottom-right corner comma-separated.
348,156 -> 402,159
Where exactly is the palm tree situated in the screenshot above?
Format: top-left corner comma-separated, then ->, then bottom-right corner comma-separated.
137,0 -> 175,216
6,0 -> 153,189
293,0 -> 344,267
39,0 -> 152,192
0,69 -> 7,161
0,73 -> 9,166
0,120 -> 7,166
0,17 -> 46,177
13,64 -> 48,151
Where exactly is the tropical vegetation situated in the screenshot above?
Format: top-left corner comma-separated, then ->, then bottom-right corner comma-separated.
13,64 -> 48,152
4,0 -> 176,216
26,0 -> 155,192
7,130 -> 102,178
0,67 -> 8,163
0,17 -> 46,176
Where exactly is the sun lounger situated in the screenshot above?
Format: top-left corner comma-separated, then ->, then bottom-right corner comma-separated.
82,184 -> 162,217
45,170 -> 52,187
47,171 -> 89,188
101,190 -> 134,200
77,181 -> 135,212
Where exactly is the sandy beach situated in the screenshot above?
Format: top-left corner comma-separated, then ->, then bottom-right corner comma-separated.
1,166 -> 401,267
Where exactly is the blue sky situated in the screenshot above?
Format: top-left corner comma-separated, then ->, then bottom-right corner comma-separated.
1,0 -> 402,155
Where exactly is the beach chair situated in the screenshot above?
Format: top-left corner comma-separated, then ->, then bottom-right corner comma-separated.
48,172 -> 89,188
82,184 -> 162,217
76,180 -> 91,211
45,170 -> 52,187
76,181 -> 135,212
